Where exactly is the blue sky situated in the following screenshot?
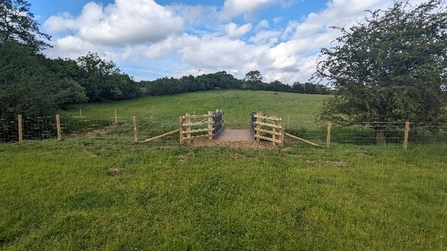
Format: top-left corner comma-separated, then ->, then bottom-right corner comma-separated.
27,0 -> 418,83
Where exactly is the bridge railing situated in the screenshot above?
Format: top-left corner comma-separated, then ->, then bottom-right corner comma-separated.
251,111 -> 284,146
179,110 -> 224,143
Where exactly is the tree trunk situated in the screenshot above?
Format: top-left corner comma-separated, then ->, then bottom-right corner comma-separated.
375,130 -> 386,145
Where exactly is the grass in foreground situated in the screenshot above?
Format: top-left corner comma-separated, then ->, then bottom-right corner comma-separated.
1,138 -> 446,250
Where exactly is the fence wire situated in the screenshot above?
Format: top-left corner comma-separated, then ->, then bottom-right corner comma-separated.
2,115 -> 447,146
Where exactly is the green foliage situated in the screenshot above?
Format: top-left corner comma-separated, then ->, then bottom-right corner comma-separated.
140,71 -> 330,96
0,0 -> 51,52
76,52 -> 141,102
0,41 -> 86,120
314,0 -> 447,141
0,139 -> 446,249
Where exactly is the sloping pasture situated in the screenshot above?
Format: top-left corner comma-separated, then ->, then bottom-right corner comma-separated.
1,91 -> 446,250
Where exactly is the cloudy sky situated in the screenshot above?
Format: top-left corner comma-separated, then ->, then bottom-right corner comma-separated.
28,0 -> 421,84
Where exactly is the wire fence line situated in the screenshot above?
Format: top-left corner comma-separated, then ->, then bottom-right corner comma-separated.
1,114 -> 446,147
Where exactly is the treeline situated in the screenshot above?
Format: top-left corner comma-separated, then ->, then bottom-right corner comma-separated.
139,71 -> 332,96
0,41 -> 140,120
1,40 -> 331,121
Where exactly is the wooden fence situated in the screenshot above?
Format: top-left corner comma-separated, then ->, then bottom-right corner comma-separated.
250,111 -> 285,146
179,110 -> 224,144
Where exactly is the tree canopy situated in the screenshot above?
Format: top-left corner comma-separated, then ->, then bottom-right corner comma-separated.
313,0 -> 447,143
0,0 -> 51,51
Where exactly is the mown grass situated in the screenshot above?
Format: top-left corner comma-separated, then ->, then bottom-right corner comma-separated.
1,138 -> 446,250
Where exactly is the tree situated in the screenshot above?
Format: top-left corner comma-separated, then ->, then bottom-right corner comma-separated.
76,52 -> 140,102
313,0 -> 447,144
243,70 -> 265,90
0,0 -> 51,52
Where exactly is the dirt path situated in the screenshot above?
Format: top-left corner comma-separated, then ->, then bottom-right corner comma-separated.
217,129 -> 254,141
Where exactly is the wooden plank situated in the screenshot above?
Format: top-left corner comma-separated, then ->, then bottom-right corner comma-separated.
254,122 -> 283,129
258,128 -> 282,136
182,121 -> 212,126
253,114 -> 283,121
284,132 -> 322,147
141,129 -> 180,143
258,135 -> 282,143
181,128 -> 210,134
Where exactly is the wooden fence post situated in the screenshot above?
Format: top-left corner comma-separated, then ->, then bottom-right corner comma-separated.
272,117 -> 277,146
326,121 -> 332,148
18,115 -> 23,143
186,113 -> 191,144
178,116 -> 183,144
79,109 -> 82,118
208,111 -> 213,140
280,119 -> 285,146
56,114 -> 62,141
403,121 -> 410,150
133,116 -> 138,143
255,112 -> 261,142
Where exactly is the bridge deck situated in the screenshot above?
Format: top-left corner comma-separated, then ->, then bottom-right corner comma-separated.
217,129 -> 254,141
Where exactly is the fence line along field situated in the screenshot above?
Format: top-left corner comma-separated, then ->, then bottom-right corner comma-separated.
1,90 -> 447,250
3,90 -> 446,145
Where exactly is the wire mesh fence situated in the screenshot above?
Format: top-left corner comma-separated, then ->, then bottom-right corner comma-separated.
1,114 -> 447,147
286,122 -> 447,147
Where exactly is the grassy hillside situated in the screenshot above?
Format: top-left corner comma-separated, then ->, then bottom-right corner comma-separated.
64,90 -> 329,129
1,91 -> 446,250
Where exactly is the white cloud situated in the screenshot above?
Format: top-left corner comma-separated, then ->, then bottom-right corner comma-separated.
225,22 -> 252,39
40,0 -> 428,84
44,0 -> 183,46
221,0 -> 278,20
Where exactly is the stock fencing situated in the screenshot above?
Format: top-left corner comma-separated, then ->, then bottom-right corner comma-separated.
1,113 -> 446,147
286,122 -> 447,147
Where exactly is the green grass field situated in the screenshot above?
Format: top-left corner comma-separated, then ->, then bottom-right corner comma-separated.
63,90 -> 328,128
1,90 -> 446,250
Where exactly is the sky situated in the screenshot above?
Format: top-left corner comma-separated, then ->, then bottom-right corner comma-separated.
27,0 -> 423,84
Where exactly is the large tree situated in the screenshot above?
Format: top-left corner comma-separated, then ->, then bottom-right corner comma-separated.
313,0 -> 447,144
0,0 -> 51,52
